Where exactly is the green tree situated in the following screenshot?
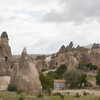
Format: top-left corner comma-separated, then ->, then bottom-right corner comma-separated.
86,63 -> 98,71
78,61 -> 86,70
96,69 -> 100,85
64,69 -> 80,88
80,73 -> 87,88
56,64 -> 66,78
47,71 -> 59,79
39,72 -> 54,92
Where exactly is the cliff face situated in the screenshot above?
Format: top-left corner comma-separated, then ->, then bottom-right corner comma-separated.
35,42 -> 100,70
55,42 -> 100,69
35,55 -> 48,72
89,43 -> 100,67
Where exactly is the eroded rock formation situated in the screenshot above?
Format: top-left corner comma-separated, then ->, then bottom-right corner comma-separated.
35,55 -> 48,72
0,32 -> 13,76
10,48 -> 42,92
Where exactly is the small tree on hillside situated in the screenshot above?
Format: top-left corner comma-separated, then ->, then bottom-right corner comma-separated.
47,71 -> 59,79
56,64 -> 66,78
78,61 -> 86,70
96,69 -> 100,85
39,72 -> 54,92
80,73 -> 87,88
64,69 -> 80,89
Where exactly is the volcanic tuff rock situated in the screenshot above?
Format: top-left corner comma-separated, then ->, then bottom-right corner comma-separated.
56,42 -> 100,69
10,48 -> 42,92
59,45 -> 66,53
0,76 -> 11,90
90,43 -> 100,67
0,32 -> 13,76
35,55 -> 48,72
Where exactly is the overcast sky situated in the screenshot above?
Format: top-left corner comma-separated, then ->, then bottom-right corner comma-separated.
0,0 -> 100,55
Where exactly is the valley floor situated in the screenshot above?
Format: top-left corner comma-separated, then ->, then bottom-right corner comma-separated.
0,90 -> 100,100
53,89 -> 100,96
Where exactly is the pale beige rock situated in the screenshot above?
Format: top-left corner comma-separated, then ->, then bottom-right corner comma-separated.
10,48 -> 42,92
0,32 -> 13,76
35,55 -> 48,72
0,76 -> 11,90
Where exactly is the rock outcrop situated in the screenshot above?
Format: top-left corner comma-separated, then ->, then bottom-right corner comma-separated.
59,45 -> 66,53
10,48 -> 42,92
35,55 -> 48,72
0,76 -> 11,90
90,43 -> 100,67
0,32 -> 13,76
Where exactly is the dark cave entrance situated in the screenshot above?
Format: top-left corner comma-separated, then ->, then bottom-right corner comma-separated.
5,56 -> 8,61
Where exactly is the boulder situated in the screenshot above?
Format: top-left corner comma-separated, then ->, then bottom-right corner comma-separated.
0,76 -> 11,90
10,48 -> 42,92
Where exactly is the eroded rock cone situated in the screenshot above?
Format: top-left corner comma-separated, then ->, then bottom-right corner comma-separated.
0,31 -> 13,76
10,48 -> 42,92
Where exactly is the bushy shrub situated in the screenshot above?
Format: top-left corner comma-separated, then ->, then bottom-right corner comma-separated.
74,93 -> 80,98
7,84 -> 17,91
18,95 -> 25,100
53,92 -> 64,99
60,94 -> 64,99
83,91 -> 89,96
96,69 -> 100,85
78,61 -> 86,70
64,69 -> 80,88
41,69 -> 46,72
56,64 -> 66,78
39,72 -> 54,92
37,93 -> 43,98
52,66 -> 55,69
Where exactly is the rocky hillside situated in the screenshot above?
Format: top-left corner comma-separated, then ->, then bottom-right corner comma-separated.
34,42 -> 100,72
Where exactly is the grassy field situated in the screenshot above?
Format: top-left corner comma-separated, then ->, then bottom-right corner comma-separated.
86,75 -> 96,80
0,91 -> 100,100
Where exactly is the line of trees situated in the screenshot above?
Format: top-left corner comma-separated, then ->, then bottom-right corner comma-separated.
39,63 -> 100,91
39,64 -> 67,92
78,61 -> 98,71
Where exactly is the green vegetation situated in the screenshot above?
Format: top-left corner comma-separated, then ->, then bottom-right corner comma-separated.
78,61 -> 86,70
18,95 -> 25,100
74,93 -> 80,98
0,91 -> 99,100
41,68 -> 46,72
53,92 -> 64,99
64,69 -> 88,88
52,66 -> 55,69
64,69 -> 81,88
37,93 -> 43,98
47,71 -> 59,79
39,72 -> 54,92
86,75 -> 96,80
86,63 -> 98,70
96,69 -> 100,85
78,62 -> 98,71
7,84 -> 17,92
56,64 -> 66,78
83,91 -> 89,96
80,73 -> 87,88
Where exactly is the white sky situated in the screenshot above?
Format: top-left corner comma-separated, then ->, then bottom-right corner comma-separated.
0,0 -> 100,55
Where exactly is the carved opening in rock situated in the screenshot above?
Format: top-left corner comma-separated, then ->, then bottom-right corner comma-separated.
5,56 -> 8,61
11,65 -> 13,69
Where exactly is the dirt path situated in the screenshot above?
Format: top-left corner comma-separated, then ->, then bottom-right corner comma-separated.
53,89 -> 100,96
